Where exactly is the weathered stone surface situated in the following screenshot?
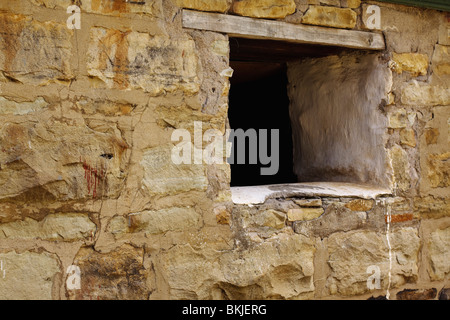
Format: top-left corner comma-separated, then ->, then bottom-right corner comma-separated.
432,44 -> 450,76
426,152 -> 450,188
396,288 -> 437,300
294,202 -> 385,238
341,0 -> 360,9
414,196 -> 450,218
0,120 -> 128,201
231,0 -> 296,19
30,0 -> 160,16
0,97 -> 48,116
428,227 -> 450,280
439,288 -> 450,300
327,228 -> 420,296
302,6 -> 357,29
345,199 -> 374,211
160,233 -> 315,299
0,13 -> 73,85
140,145 -> 208,196
388,145 -> 411,192
388,108 -> 407,129
175,0 -> 232,13
0,250 -> 60,299
288,208 -> 324,221
400,128 -> 416,148
214,206 -> 231,225
392,53 -> 429,77
0,213 -> 96,241
425,128 -> 440,145
108,207 -> 202,235
294,198 -> 322,207
401,83 -> 450,106
87,28 -> 200,95
68,244 -> 151,300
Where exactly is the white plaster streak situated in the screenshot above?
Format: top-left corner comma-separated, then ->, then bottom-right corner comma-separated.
385,201 -> 393,300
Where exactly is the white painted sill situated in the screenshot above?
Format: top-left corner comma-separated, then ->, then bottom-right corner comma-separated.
231,182 -> 392,205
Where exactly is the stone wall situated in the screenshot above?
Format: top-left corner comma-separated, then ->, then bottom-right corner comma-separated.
0,0 -> 448,300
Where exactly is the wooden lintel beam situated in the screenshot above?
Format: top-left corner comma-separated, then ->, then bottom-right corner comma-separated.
182,10 -> 385,51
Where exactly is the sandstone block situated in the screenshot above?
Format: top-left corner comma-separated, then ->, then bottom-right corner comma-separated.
425,128 -> 440,145
87,27 -> 200,95
388,108 -> 407,129
0,213 -> 96,241
0,97 -> 48,116
327,228 -> 420,296
0,251 -> 60,299
344,199 -> 374,211
68,245 -> 151,300
428,227 -> 450,281
288,208 -> 324,221
294,198 -> 322,207
401,83 -> 450,106
400,128 -> 416,148
396,288 -> 437,300
109,207 -> 202,235
426,152 -> 450,188
30,0 -> 160,16
160,233 -> 315,299
388,145 -> 411,191
414,196 -> 450,218
231,0 -> 296,19
0,120 -> 128,201
392,53 -> 429,77
140,145 -> 208,196
176,0 -> 232,13
341,0 -> 360,9
432,44 -> 450,76
0,13 -> 73,85
302,6 -> 357,29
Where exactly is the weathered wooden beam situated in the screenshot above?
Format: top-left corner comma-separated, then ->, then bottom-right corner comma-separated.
182,10 -> 385,51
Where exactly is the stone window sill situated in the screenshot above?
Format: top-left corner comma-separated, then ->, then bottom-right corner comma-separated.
231,182 -> 392,205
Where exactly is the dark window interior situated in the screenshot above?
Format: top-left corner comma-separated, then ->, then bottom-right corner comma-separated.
228,37 -> 346,187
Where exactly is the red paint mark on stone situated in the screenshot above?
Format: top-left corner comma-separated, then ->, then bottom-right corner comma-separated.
385,213 -> 414,224
80,157 -> 106,198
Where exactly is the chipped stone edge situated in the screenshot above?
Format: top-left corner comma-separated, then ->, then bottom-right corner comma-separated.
231,182 -> 392,205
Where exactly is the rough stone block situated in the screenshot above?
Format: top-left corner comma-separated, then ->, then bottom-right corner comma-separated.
401,83 -> 450,106
0,97 -> 48,116
432,44 -> 450,76
175,0 -> 232,13
0,213 -> 96,241
0,251 -> 60,299
87,27 -> 200,95
160,233 -> 315,299
428,227 -> 450,281
0,120 -> 128,201
400,128 -> 416,148
109,207 -> 202,235
341,0 -> 360,9
327,228 -> 420,296
392,53 -> 429,77
396,288 -> 437,300
288,208 -> 324,221
231,0 -> 296,19
388,145 -> 411,192
302,6 -> 357,29
140,145 -> 208,196
426,152 -> 450,188
0,13 -> 73,85
68,244 -> 151,300
30,0 -> 160,16
388,108 -> 407,129
294,199 -> 322,207
345,199 -> 374,211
